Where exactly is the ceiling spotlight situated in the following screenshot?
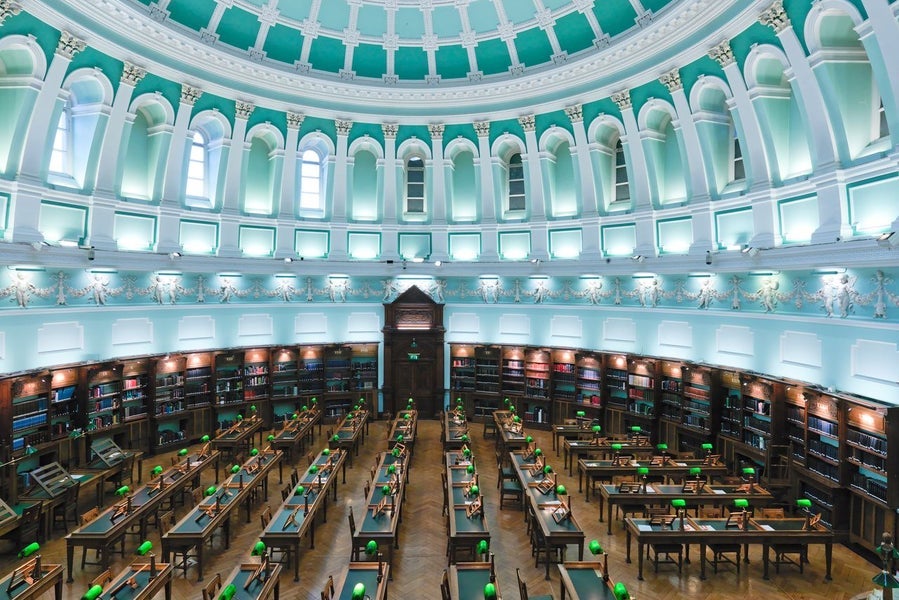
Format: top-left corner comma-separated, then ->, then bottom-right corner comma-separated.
705,251 -> 712,266
283,257 -> 293,263
434,260 -> 442,267
530,258 -> 539,264
632,255 -> 645,263
169,251 -> 181,259
741,245 -> 760,257
876,231 -> 898,249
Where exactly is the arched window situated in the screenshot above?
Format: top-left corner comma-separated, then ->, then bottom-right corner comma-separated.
613,140 -> 629,203
299,149 -> 323,211
878,100 -> 889,140
405,156 -> 425,214
48,108 -> 71,176
732,131 -> 745,182
507,153 -> 525,211
185,131 -> 207,199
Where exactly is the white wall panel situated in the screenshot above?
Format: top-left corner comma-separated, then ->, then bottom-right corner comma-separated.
448,313 -> 480,335
348,312 -> 381,334
111,318 -> 154,346
238,314 -> 273,337
658,321 -> 693,348
499,314 -> 530,338
178,315 -> 215,341
780,331 -> 822,368
852,339 -> 899,384
603,318 -> 636,342
295,313 -> 328,335
716,325 -> 753,356
550,315 -> 582,341
37,321 -> 84,353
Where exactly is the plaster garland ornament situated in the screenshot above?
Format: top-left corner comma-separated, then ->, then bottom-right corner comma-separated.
426,279 -> 446,303
327,278 -> 348,302
180,85 -> 203,106
286,112 -> 305,129
478,279 -> 501,304
708,40 -> 735,67
55,272 -> 67,305
582,278 -> 603,305
532,279 -> 550,304
612,278 -> 624,305
272,279 -> 295,302
335,120 -> 353,136
696,278 -> 716,309
428,123 -> 445,138
56,31 -> 86,59
120,62 -> 147,86
564,104 -> 583,123
473,121 -> 491,137
518,114 -> 536,132
511,279 -> 523,303
1,272 -> 36,308
611,90 -> 632,110
234,101 -> 255,120
728,276 -> 742,310
659,68 -> 682,93
196,275 -> 207,303
759,1 -> 790,33
0,0 -> 21,26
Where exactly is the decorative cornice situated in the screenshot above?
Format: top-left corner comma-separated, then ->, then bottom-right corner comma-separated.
381,123 -> 399,138
518,114 -> 536,132
428,123 -> 445,138
708,40 -> 735,67
121,62 -> 147,86
474,121 -> 491,137
564,104 -> 583,123
659,68 -> 682,93
335,120 -> 353,136
286,111 -> 305,129
0,0 -> 21,26
759,1 -> 790,34
55,31 -> 86,59
611,90 -> 632,110
235,101 -> 255,120
180,84 -> 202,105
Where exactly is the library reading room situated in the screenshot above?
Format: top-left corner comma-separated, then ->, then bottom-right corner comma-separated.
1,0 -> 899,598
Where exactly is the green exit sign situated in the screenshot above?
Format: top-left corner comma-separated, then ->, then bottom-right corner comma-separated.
407,352 -> 420,361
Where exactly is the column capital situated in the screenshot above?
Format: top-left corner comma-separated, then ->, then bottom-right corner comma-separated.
286,111 -> 305,129
564,104 -> 583,123
121,62 -> 147,87
659,68 -> 682,93
474,121 -> 491,137
180,84 -> 203,106
55,31 -> 86,59
428,123 -> 445,138
0,0 -> 21,26
611,89 -> 632,110
381,123 -> 399,138
518,114 -> 536,132
235,100 -> 255,120
759,1 -> 790,33
708,40 -> 735,67
336,119 -> 353,136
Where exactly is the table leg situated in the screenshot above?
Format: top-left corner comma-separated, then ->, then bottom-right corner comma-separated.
66,542 -> 74,582
197,542 -> 204,581
274,577 -> 280,600
626,529 -> 632,563
825,542 -> 832,580
762,544 -> 770,580
544,540 -> 551,579
607,501 -> 613,535
699,543 -> 707,580
55,574 -> 63,600
637,542 -> 645,580
164,578 -> 172,600
578,469 -> 583,493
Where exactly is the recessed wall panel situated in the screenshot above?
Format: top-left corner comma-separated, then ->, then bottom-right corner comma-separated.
550,315 -> 582,341
499,314 -> 530,337
448,313 -> 480,335
603,318 -> 636,342
851,339 -> 899,384
178,315 -> 215,341
780,331 -> 822,368
111,318 -> 154,346
658,321 -> 692,348
348,312 -> 380,334
37,321 -> 84,353
238,314 -> 273,337
716,325 -> 753,356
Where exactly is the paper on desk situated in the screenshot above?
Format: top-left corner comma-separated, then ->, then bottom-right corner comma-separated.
675,462 -> 687,466
760,524 -> 774,531
713,489 -> 726,494
637,524 -> 652,531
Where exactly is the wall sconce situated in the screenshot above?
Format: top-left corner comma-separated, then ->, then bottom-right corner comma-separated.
876,231 -> 898,249
741,245 -> 760,257
632,255 -> 645,263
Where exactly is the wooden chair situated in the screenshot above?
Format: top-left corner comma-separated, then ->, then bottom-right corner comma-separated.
708,541 -> 741,574
439,570 -> 451,600
517,567 -> 552,600
760,507 -> 785,518
201,573 -> 222,600
648,542 -> 683,573
53,482 -> 80,532
91,569 -> 113,589
15,503 -> 43,547
289,468 -> 299,488
494,446 -> 516,489
499,475 -> 524,510
347,506 -> 364,561
320,574 -> 334,600
79,508 -> 102,569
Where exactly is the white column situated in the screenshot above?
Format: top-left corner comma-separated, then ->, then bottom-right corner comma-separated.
565,105 -> 598,218
612,90 -> 651,210
331,119 -> 352,221
709,40 -> 773,189
759,1 -> 837,170
219,101 -> 253,257
94,63 -> 147,196
161,85 -> 202,206
276,112 -> 303,257
17,32 -> 85,181
428,123 -> 446,224
381,123 -> 398,224
856,2 -> 899,146
661,69 -> 711,203
474,121 -> 498,260
519,114 -> 545,220
810,173 -> 851,243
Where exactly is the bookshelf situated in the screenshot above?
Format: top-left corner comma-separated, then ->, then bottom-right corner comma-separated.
450,344 -> 477,405
550,349 -> 576,402
501,347 -> 526,397
625,358 -> 656,439
121,359 -> 150,424
574,353 -> 602,407
152,355 -> 188,452
7,374 -> 51,455
738,374 -> 780,458
678,365 -> 715,456
85,365 -> 123,433
474,347 -> 501,395
604,354 -> 629,413
49,369 -> 79,442
214,351 -> 245,407
525,349 -> 551,400
324,346 -> 353,420
352,344 -> 379,394
299,346 -> 325,396
184,352 -> 213,409
718,370 -> 742,441
271,348 -> 299,420
243,348 -> 270,405
659,361 -> 683,439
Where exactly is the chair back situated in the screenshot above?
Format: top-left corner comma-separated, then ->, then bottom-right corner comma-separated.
80,507 -> 100,526
260,506 -> 272,528
18,504 -> 42,543
439,569 -> 451,600
760,507 -> 785,518
91,569 -> 113,588
320,575 -> 334,600
517,567 -> 530,600
348,505 -> 356,535
201,573 -> 222,600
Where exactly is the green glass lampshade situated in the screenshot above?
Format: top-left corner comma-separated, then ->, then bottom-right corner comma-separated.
589,539 -> 603,555
657,443 -> 668,451
295,485 -> 305,495
742,467 -> 756,475
251,541 -> 266,556
250,448 -> 259,457
311,397 -> 317,404
18,542 -> 39,558
534,448 -> 542,456
204,486 -> 217,497
457,398 -> 463,405
381,485 -> 391,496
201,435 -> 211,442
526,435 -> 533,443
396,434 -> 404,441
365,540 -> 378,556
115,485 -> 130,496
504,398 -> 510,405
467,464 -> 475,474
576,411 -> 586,417
404,413 -> 411,420
219,584 -> 237,600
391,448 -> 400,457
250,405 -> 256,412
292,413 -> 299,420
592,425 -> 601,432
510,406 -> 516,413
555,484 -> 567,495
267,434 -> 275,442
237,414 -> 243,421
470,485 -> 479,496
323,448 -> 330,456
178,448 -> 188,456
310,465 -> 319,474
388,465 -> 396,474
733,498 -> 749,509
689,467 -> 702,476
332,434 -> 340,442
611,443 -> 623,452
513,415 -> 521,423
630,426 -> 642,432
461,435 -> 469,442
701,443 -> 714,451
543,465 -> 553,474
301,405 -> 308,411
231,465 -> 240,474
613,582 -> 629,600
347,412 -> 354,419
463,448 -> 471,457
151,466 -> 163,476
352,583 -> 366,600
796,498 -> 812,509
670,498 -> 687,509
483,582 -> 497,600
636,467 -> 650,476
477,540 -> 488,554
83,584 -> 104,600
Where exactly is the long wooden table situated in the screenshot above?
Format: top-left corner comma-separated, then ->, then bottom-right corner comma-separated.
65,450 -> 220,581
510,452 -> 585,579
87,438 -> 144,486
211,418 -> 264,461
161,449 -> 281,581
598,481 -> 775,534
353,451 -> 408,576
19,462 -> 103,537
552,424 -> 593,456
331,410 -> 369,466
387,409 -> 417,452
269,409 -> 321,463
0,560 -> 64,600
332,562 -> 389,600
562,438 -> 655,476
492,410 -> 529,453
443,411 -> 470,451
0,498 -> 43,543
100,560 -> 173,600
624,516 -> 833,581
445,455 -> 489,564
448,562 -> 502,600
558,560 -> 624,600
577,457 -> 729,501
261,447 -> 347,581
220,561 -> 282,600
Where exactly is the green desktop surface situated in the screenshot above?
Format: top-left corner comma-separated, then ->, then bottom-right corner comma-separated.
455,568 -> 491,600
451,508 -> 486,534
563,568 -> 614,600
337,568 -> 380,600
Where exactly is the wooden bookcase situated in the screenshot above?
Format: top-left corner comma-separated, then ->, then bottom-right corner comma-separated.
243,348 -> 270,421
270,348 -> 299,422
500,347 -> 526,398
678,364 -> 716,456
658,360 -> 683,446
152,355 -> 188,452
625,358 -> 656,440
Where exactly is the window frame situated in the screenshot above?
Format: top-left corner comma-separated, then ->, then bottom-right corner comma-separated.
612,139 -> 630,204
299,148 -> 325,214
185,130 -> 209,202
404,155 -> 426,216
506,152 -> 526,214
48,106 -> 72,177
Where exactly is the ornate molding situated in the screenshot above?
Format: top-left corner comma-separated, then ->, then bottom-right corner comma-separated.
381,123 -> 399,138
473,121 -> 491,137
564,104 -> 583,123
180,84 -> 202,105
659,68 -> 682,93
428,123 -> 445,138
335,120 -> 353,136
121,62 -> 147,86
0,0 -> 21,26
611,90 -> 632,110
759,1 -> 790,34
518,114 -> 536,132
56,31 -> 86,59
286,111 -> 305,129
235,101 -> 255,120
708,40 -> 735,67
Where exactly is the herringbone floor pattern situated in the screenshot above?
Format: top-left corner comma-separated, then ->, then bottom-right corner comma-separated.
4,418 -> 884,599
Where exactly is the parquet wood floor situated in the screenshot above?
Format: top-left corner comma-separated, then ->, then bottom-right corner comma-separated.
2,419 -> 885,599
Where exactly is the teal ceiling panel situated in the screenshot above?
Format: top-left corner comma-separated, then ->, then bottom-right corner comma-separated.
395,8 -> 426,39
514,28 -> 553,68
434,45 -> 470,80
474,38 -> 512,75
679,55 -> 726,99
308,36 -> 347,74
582,97 -> 622,125
276,0 -> 315,22
316,1 -> 350,31
247,107 -> 286,136
442,125 -> 477,147
394,46 -> 429,81
593,0 -> 638,37
501,0 -> 538,25
536,110 -> 574,137
730,23 -> 781,69
0,12 -> 59,66
543,0 -> 574,9
299,116 -> 336,141
629,80 -> 674,113
352,44 -> 388,79
396,125 -> 431,147
167,0 -> 216,32
430,6 -> 464,38
349,122 -> 385,145
554,11 -> 596,56
466,0 -> 501,34
641,0 -> 674,15
262,23 -> 303,65
216,7 -> 260,51
357,5 -> 388,38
